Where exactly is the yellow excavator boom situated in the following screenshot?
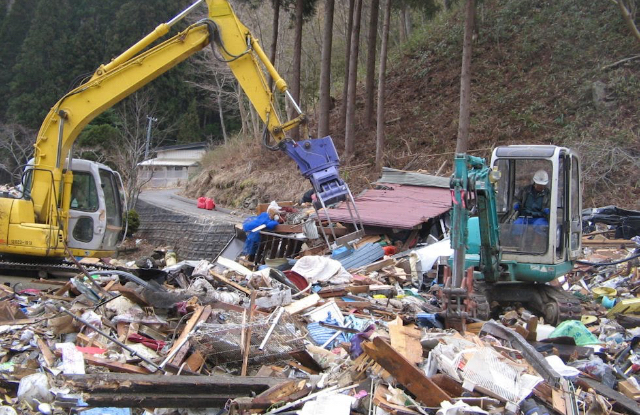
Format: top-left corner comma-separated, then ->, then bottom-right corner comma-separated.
2,0 -> 306,258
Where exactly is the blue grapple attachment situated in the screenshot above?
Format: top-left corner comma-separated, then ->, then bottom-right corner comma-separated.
284,136 -> 364,248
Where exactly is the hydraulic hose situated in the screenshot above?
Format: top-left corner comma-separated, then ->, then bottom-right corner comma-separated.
576,250 -> 640,267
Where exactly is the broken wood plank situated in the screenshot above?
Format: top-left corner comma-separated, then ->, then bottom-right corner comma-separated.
36,337 -> 56,368
318,285 -> 370,298
431,374 -> 464,398
284,293 -> 321,315
170,306 -> 212,367
66,374 -> 289,391
75,393 -> 240,408
82,354 -> 151,375
166,306 -> 204,358
241,291 -> 257,376
289,350 -> 323,374
209,270 -> 251,295
362,337 -> 451,407
31,279 -> 67,286
184,350 -> 205,373
354,258 -> 396,274
216,256 -> 253,277
0,318 -> 37,325
252,380 -> 308,408
54,281 -> 73,296
389,317 -> 423,366
273,224 -> 304,233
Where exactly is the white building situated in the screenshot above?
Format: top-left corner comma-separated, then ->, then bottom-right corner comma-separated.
137,142 -> 207,188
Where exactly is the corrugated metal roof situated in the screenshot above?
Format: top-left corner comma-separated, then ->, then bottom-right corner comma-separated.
137,158 -> 200,167
318,183 -> 451,229
378,167 -> 450,188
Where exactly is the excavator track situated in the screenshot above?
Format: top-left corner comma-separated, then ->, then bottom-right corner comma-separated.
471,281 -> 582,326
0,258 -> 115,278
538,284 -> 583,325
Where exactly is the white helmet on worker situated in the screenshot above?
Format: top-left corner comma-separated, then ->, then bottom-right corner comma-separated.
533,170 -> 549,186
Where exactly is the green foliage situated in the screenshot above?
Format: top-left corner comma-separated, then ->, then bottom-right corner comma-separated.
126,209 -> 140,236
0,0 -> 37,119
176,99 -> 202,144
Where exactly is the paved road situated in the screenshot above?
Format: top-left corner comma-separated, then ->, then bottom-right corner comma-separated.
137,188 -> 248,224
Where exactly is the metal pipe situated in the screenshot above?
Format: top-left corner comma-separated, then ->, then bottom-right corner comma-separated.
100,0 -> 203,75
284,90 -> 303,115
167,0 -> 204,26
56,111 -> 66,169
259,307 -> 284,351
57,306 -> 165,373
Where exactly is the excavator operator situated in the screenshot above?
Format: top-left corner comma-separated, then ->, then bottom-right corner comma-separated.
513,170 -> 551,230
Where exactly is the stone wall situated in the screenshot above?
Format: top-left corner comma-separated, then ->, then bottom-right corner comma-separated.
134,200 -> 236,261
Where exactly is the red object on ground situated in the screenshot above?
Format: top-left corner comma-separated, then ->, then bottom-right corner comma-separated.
76,346 -> 107,355
283,270 -> 309,291
197,197 -> 206,209
383,245 -> 397,256
127,333 -> 166,352
205,197 -> 215,210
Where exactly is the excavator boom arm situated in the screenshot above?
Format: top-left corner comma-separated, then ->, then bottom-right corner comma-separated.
32,0 -> 302,226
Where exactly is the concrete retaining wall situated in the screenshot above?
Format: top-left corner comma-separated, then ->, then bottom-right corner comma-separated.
134,200 -> 236,261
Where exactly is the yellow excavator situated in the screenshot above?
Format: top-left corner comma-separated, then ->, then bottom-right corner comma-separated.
0,0 -> 363,263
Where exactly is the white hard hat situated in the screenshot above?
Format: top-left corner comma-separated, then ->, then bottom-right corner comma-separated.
533,170 -> 549,186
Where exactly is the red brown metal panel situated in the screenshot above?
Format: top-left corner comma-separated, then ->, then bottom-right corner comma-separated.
319,184 -> 450,229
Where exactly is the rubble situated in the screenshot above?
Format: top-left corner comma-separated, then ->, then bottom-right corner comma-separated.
0,199 -> 638,415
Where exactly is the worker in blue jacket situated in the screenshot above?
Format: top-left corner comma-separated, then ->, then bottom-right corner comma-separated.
241,207 -> 281,259
513,170 -> 550,232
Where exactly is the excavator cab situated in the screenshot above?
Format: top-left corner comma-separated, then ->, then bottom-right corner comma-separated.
19,159 -> 126,258
66,160 -> 126,256
448,145 -> 582,325
491,145 -> 582,280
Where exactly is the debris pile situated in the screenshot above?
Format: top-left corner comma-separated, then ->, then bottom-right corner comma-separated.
0,202 -> 639,415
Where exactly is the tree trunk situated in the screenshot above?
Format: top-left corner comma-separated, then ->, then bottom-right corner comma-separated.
237,88 -> 249,137
344,0 -> 363,159
268,0 -> 281,91
456,0 -> 475,154
376,0 -> 391,169
289,0 -> 304,141
340,0 -> 356,131
403,4 -> 412,38
318,0 -> 335,138
398,10 -> 407,42
364,0 -> 379,128
214,77 -> 228,144
249,104 -> 260,140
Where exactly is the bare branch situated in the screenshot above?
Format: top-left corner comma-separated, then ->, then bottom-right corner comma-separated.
611,0 -> 640,43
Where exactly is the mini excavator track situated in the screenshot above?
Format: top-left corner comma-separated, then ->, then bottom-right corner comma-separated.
471,281 -> 582,326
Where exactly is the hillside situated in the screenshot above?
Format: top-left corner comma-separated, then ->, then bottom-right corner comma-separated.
185,0 -> 639,211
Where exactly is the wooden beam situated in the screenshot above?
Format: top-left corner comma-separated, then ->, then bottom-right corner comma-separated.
241,291 -> 257,376
284,293 -> 321,315
209,270 -> 251,295
362,337 -> 451,407
64,373 -> 288,398
82,354 -> 151,375
36,337 -> 56,368
389,317 -> 423,366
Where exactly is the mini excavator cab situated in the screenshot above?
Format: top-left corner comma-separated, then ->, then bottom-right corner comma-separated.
448,146 -> 583,326
490,145 -> 582,282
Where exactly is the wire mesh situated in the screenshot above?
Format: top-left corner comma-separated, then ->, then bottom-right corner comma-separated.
191,309 -> 306,367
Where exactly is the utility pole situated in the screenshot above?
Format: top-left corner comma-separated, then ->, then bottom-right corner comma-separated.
145,116 -> 158,160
